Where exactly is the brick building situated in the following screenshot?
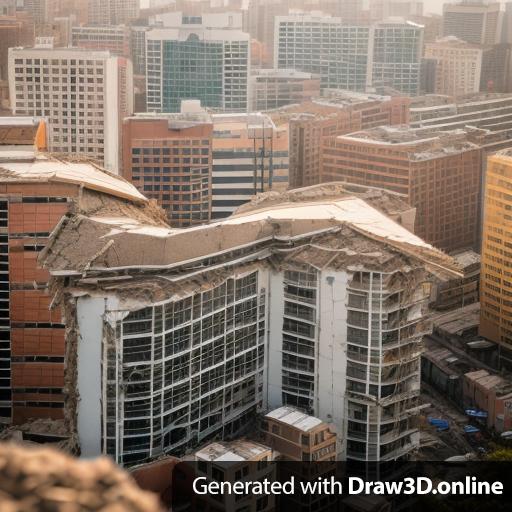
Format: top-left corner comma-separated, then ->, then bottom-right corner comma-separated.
122,102 -> 213,228
271,93 -> 409,189
321,126 -> 482,252
0,117 -> 146,424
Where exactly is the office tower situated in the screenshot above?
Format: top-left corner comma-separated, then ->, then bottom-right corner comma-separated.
8,46 -> 133,173
211,112 -> 289,219
40,183 -> 459,465
443,1 -> 501,45
130,26 -> 150,76
371,19 -> 423,96
249,69 -> 321,111
321,126 -> 482,252
419,58 -> 437,94
87,0 -> 140,26
71,25 -> 131,57
424,37 -> 483,96
276,92 -> 410,189
369,0 -> 423,21
480,150 -> 512,371
275,14 -> 423,95
122,102 -> 213,228
0,117 -> 146,425
146,14 -> 250,113
274,13 -> 372,92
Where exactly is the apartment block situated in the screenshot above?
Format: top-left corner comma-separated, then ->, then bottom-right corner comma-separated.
0,117 -> 146,425
274,14 -> 423,95
272,92 -> 410,189
249,68 -> 321,112
122,103 -> 213,227
321,126 -> 482,252
71,25 -> 131,57
40,183 -> 459,465
443,0 -> 501,45
424,37 -> 483,97
480,150 -> 512,371
8,46 -> 133,173
211,113 -> 289,219
146,14 -> 250,113
0,13 -> 34,81
262,406 -> 337,461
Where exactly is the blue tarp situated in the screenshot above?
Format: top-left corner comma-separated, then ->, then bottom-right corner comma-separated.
465,409 -> 488,419
464,425 -> 480,434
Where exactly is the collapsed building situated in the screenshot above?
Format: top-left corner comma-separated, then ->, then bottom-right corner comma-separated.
39,182 -> 460,466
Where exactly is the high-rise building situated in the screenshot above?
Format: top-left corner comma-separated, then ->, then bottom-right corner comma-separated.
274,14 -> 423,95
40,183 -> 459,465
480,150 -> 512,371
321,126 -> 482,252
211,112 -> 289,219
371,19 -> 423,96
130,25 -> 150,76
443,0 -> 501,45
0,118 -> 146,425
122,102 -> 213,228
8,46 -> 133,173
87,0 -> 139,26
274,13 -> 372,93
249,69 -> 321,111
424,37 -> 483,97
369,0 -> 423,21
146,14 -> 250,113
71,25 -> 131,57
272,92 -> 410,189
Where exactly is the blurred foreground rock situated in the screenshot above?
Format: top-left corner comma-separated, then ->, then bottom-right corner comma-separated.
0,442 -> 164,512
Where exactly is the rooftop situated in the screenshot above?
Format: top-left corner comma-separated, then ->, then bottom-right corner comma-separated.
194,440 -> 270,463
0,152 -> 146,203
432,302 -> 480,335
265,406 -> 323,432
339,126 -> 479,158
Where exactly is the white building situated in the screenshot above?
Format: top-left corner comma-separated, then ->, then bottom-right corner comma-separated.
424,37 -> 483,97
146,13 -> 250,113
274,13 -> 423,95
41,183 -> 459,466
8,46 -> 133,173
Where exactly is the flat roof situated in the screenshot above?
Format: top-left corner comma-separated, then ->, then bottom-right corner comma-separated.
265,406 -> 323,432
195,440 -> 269,463
433,302 -> 480,335
0,153 -> 146,203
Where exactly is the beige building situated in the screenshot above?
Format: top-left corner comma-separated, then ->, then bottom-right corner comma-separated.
8,45 -> 133,173
424,37 -> 483,97
262,406 -> 337,462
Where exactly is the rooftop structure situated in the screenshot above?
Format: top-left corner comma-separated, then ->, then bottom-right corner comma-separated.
39,182 -> 459,465
265,405 -> 323,432
194,440 -> 271,462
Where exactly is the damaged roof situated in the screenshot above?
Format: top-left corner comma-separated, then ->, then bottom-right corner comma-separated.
41,183 -> 461,285
0,153 -> 147,203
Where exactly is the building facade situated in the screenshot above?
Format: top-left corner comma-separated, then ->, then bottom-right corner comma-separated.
122,105 -> 213,228
40,184 -> 459,466
146,15 -> 250,113
480,150 -> 512,371
71,25 -> 131,57
443,0 -> 501,45
87,0 -> 139,26
424,37 -> 483,97
321,126 -> 482,253
274,14 -> 423,95
249,69 -> 321,112
211,113 -> 289,219
8,46 -> 133,173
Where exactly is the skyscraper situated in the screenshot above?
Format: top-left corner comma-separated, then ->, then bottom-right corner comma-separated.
8,45 -> 133,173
87,0 -> 139,27
146,14 -> 250,113
443,0 -> 501,45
